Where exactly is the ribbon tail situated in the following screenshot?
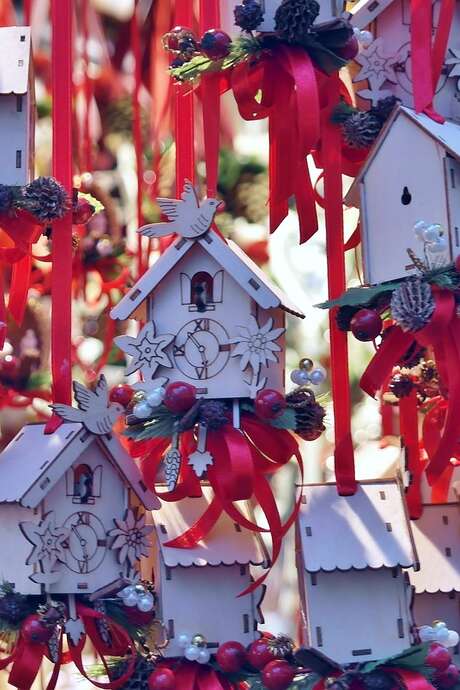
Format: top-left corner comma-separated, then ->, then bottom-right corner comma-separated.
399,391 -> 422,519
9,253 -> 32,325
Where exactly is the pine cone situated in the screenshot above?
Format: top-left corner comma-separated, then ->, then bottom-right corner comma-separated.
22,177 -> 70,222
267,634 -> 295,658
391,277 -> 435,332
199,400 -> 229,431
370,96 -> 399,124
421,360 -> 438,383
342,111 -> 382,149
275,0 -> 320,44
234,0 -> 264,31
110,655 -> 155,690
364,671 -> 397,690
286,388 -> 326,440
0,184 -> 14,213
0,593 -> 30,624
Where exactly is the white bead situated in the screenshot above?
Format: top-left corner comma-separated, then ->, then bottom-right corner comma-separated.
123,591 -> 139,607
290,369 -> 310,386
310,369 -> 326,385
423,224 -> 442,243
435,626 -> 450,643
197,649 -> 211,665
178,633 -> 191,649
185,645 -> 200,661
146,389 -> 164,408
137,594 -> 155,612
359,30 -> 373,47
430,236 -> 448,253
118,585 -> 136,598
133,401 -> 153,419
414,220 -> 428,238
446,630 -> 460,648
419,626 -> 436,642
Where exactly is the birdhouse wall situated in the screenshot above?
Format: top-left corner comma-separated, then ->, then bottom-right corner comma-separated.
413,591 -> 460,644
0,503 -> 41,595
257,0 -> 345,31
360,115 -> 449,284
156,560 -> 260,657
40,441 -> 129,595
300,568 -> 413,664
0,94 -> 32,186
351,1 -> 460,122
145,242 -> 285,397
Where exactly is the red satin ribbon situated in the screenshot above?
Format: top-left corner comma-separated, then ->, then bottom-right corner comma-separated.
199,0 -> 221,198
399,390 -> 422,519
159,660 -> 233,690
131,2 -> 146,277
174,0 -> 195,192
50,0 -> 73,409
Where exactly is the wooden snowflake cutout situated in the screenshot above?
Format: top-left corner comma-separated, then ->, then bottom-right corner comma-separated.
115,322 -> 174,378
107,509 -> 153,567
20,511 -> 69,583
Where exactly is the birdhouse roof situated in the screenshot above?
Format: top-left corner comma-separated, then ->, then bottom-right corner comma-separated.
153,487 -> 268,567
0,27 -> 32,94
110,232 -> 304,321
348,0 -> 396,29
409,504 -> 460,593
297,479 -> 418,572
0,423 -> 159,510
345,106 -> 460,208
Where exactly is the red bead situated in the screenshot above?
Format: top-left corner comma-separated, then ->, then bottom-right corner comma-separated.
22,616 -> 53,644
261,660 -> 296,690
148,668 -> 176,690
255,389 -> 287,420
163,26 -> 194,52
247,638 -> 275,670
0,355 -> 20,382
426,643 -> 452,672
434,664 -> 460,688
109,384 -> 134,407
350,309 -> 382,342
200,30 -> 232,60
216,641 -> 247,673
73,199 -> 95,225
163,382 -> 197,414
337,35 -> 359,61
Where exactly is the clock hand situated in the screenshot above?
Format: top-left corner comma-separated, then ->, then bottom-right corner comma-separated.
186,332 -> 208,365
72,525 -> 88,558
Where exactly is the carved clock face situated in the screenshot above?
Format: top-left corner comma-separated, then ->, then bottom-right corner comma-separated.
173,318 -> 230,380
63,511 -> 107,574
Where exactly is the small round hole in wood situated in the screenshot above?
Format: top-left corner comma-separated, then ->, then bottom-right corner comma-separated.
401,186 -> 412,205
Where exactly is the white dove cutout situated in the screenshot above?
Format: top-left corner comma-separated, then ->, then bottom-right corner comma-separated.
138,180 -> 222,239
51,375 -> 124,435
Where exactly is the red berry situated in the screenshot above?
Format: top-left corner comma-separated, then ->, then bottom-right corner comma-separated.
255,389 -> 287,420
22,615 -> 53,644
0,355 -> 20,382
261,660 -> 296,690
109,384 -> 134,407
73,198 -> 95,225
148,668 -> 176,690
163,26 -> 195,52
163,382 -> 197,414
426,643 -> 452,672
200,30 -> 232,60
337,35 -> 359,61
216,641 -> 247,673
247,638 -> 275,670
350,309 -> 382,342
434,664 -> 460,688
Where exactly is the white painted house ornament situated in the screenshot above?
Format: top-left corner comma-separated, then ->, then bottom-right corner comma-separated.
138,180 -> 222,240
52,375 -> 124,435
115,321 -> 174,378
20,512 -> 69,585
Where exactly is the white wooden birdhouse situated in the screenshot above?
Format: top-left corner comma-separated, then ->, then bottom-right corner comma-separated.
0,26 -> 35,186
151,487 -> 267,658
296,479 -> 418,664
0,422 -> 159,597
345,105 -> 460,284
111,201 -> 303,399
349,0 -> 460,121
257,0 -> 346,31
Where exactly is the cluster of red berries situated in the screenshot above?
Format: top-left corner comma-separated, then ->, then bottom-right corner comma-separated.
163,26 -> 233,67
425,643 -> 459,688
216,638 -> 296,690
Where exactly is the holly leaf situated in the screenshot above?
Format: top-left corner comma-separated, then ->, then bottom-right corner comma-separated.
268,408 -> 297,429
316,284 -> 401,310
360,644 -> 429,673
294,647 -> 343,676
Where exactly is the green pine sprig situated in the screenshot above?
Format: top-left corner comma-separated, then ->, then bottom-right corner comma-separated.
170,36 -> 263,83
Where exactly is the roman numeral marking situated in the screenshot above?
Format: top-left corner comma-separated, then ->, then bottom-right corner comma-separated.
194,319 -> 209,331
78,560 -> 89,574
173,345 -> 185,356
78,512 -> 90,525
196,367 -> 208,380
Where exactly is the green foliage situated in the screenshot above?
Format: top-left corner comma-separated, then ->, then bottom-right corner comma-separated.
123,407 -> 175,441
170,36 -> 263,83
26,371 -> 51,391
360,644 -> 430,674
78,192 -> 105,215
317,284 -> 401,310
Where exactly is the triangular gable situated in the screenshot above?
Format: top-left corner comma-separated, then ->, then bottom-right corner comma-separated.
0,423 -> 159,510
345,106 -> 460,207
110,232 -> 304,321
0,27 -> 32,95
349,0 -> 438,30
154,487 -> 268,568
298,479 -> 418,572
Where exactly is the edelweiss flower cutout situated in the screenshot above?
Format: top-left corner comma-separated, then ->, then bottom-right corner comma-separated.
20,512 -> 70,573
115,321 -> 174,377
108,509 -> 153,567
230,315 -> 284,375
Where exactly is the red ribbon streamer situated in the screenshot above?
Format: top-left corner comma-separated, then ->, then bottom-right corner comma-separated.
199,0 -> 221,198
399,390 -> 422,519
131,2 -> 146,277
174,0 -> 195,192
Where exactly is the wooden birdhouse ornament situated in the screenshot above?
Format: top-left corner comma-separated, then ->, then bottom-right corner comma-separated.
0,26 -> 35,185
150,487 -> 267,658
296,479 -> 418,664
110,181 -> 303,399
345,106 -> 460,284
256,0 -> 346,31
348,0 -> 460,121
0,376 -> 159,598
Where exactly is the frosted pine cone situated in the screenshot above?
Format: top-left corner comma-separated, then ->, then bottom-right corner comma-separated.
275,0 -> 320,44
199,400 -> 228,430
110,656 -> 155,690
342,112 -> 382,149
234,0 -> 264,31
22,177 -> 70,222
286,388 -> 326,440
391,277 -> 435,332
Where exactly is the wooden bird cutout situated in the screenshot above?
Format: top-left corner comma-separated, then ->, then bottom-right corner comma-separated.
138,180 -> 222,239
51,375 -> 124,435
